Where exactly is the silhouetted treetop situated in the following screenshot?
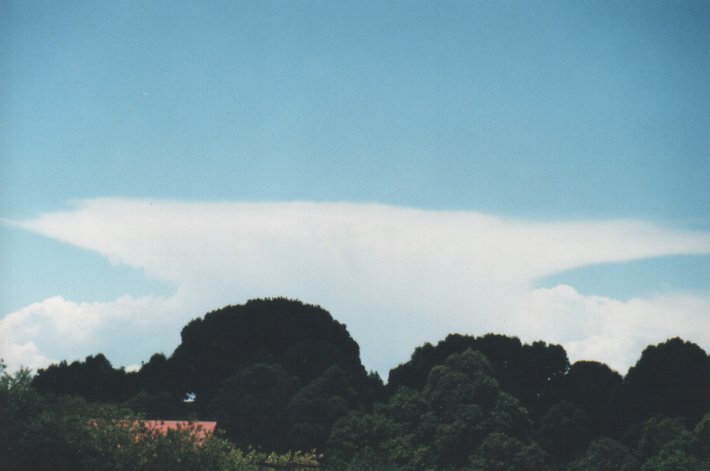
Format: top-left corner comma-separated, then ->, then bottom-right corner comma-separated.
624,337 -> 710,424
32,354 -> 134,403
388,332 -> 569,419
564,360 -> 622,436
169,298 -> 369,407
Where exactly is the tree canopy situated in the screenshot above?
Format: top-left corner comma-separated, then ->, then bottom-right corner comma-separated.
22,298 -> 710,470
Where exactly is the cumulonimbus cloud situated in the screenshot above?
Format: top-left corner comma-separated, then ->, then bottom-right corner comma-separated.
2,198 -> 710,375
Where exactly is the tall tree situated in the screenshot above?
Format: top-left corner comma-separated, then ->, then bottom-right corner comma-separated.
565,361 -> 622,436
170,298 -> 371,410
624,338 -> 710,425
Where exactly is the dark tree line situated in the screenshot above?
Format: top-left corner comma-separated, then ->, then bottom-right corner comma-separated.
0,364 -> 319,471
24,298 -> 710,470
31,298 -> 382,454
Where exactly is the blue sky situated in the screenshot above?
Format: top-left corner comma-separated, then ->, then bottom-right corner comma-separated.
1,1 -> 709,375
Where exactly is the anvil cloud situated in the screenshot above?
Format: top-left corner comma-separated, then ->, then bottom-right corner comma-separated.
2,199 -> 710,375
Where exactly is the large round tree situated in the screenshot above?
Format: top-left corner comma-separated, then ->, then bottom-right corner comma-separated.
169,298 -> 371,412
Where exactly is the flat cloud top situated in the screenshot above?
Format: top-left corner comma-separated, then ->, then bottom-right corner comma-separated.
3,199 -> 710,375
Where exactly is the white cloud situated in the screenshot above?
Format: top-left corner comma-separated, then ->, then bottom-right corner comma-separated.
0,294 -> 184,371
520,285 -> 710,373
2,198 -> 710,375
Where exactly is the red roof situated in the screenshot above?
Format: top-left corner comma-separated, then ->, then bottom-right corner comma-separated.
141,420 -> 217,441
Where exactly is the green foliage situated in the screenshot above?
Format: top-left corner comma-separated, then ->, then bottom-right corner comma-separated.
423,350 -> 503,468
625,338 -> 710,425
1,364 -> 44,471
424,350 -> 499,417
388,333 -> 568,420
124,390 -> 186,419
288,366 -> 360,452
487,392 -> 532,440
565,361 -> 622,436
136,353 -> 176,394
32,354 -> 136,403
327,349 -> 538,470
637,416 -> 688,459
1,364 -> 321,471
469,432 -> 547,471
642,448 -> 709,471
211,362 -> 298,451
567,437 -> 639,471
692,413 -> 710,460
537,400 -> 593,463
637,414 -> 710,471
326,412 -> 378,469
171,298 -> 370,411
